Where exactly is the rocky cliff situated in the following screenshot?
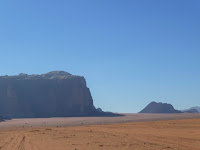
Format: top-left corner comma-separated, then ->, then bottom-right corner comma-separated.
0,71 -> 99,118
139,102 -> 182,113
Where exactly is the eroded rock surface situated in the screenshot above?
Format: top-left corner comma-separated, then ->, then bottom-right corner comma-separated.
0,71 -> 98,118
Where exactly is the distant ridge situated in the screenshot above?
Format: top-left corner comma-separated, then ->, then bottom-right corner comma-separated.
182,106 -> 200,113
139,102 -> 182,113
182,109 -> 199,113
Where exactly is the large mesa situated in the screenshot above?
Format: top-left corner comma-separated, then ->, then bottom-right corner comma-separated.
0,71 -> 99,118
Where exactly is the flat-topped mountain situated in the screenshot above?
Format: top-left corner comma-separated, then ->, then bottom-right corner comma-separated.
0,71 -> 110,118
1,71 -> 75,80
139,102 -> 182,113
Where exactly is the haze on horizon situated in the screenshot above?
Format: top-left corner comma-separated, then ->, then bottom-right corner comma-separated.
0,0 -> 199,113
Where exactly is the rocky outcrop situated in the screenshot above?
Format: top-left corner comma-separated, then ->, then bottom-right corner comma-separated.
182,109 -> 199,113
96,108 -> 103,112
182,107 -> 200,113
192,107 -> 200,112
0,115 -> 10,122
139,102 -> 182,113
0,71 -> 99,118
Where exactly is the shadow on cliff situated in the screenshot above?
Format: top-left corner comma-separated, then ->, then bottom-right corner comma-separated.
88,108 -> 125,117
11,111 -> 125,118
0,115 -> 11,122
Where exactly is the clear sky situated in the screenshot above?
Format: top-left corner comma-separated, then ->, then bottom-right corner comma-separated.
0,0 -> 199,113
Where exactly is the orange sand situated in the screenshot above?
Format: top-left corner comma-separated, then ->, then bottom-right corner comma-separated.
0,116 -> 200,150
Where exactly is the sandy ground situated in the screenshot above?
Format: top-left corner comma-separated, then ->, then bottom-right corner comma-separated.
0,114 -> 200,150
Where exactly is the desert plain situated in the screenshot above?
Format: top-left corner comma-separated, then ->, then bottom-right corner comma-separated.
0,113 -> 200,150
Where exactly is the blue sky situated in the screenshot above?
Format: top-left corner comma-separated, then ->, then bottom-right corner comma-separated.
0,0 -> 199,112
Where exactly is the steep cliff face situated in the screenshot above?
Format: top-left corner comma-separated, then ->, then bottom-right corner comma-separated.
0,71 -> 97,118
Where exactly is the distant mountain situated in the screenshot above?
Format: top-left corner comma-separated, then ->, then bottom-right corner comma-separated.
190,107 -> 200,112
139,102 -> 182,113
182,109 -> 199,113
181,106 -> 200,113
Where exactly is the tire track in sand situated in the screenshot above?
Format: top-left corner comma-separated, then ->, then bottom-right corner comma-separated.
0,131 -> 35,150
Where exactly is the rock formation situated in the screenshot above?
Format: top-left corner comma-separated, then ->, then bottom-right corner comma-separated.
96,108 -> 103,112
139,102 -> 182,113
182,106 -> 200,113
192,107 -> 200,112
0,115 -> 10,122
182,109 -> 199,113
0,71 -> 100,118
